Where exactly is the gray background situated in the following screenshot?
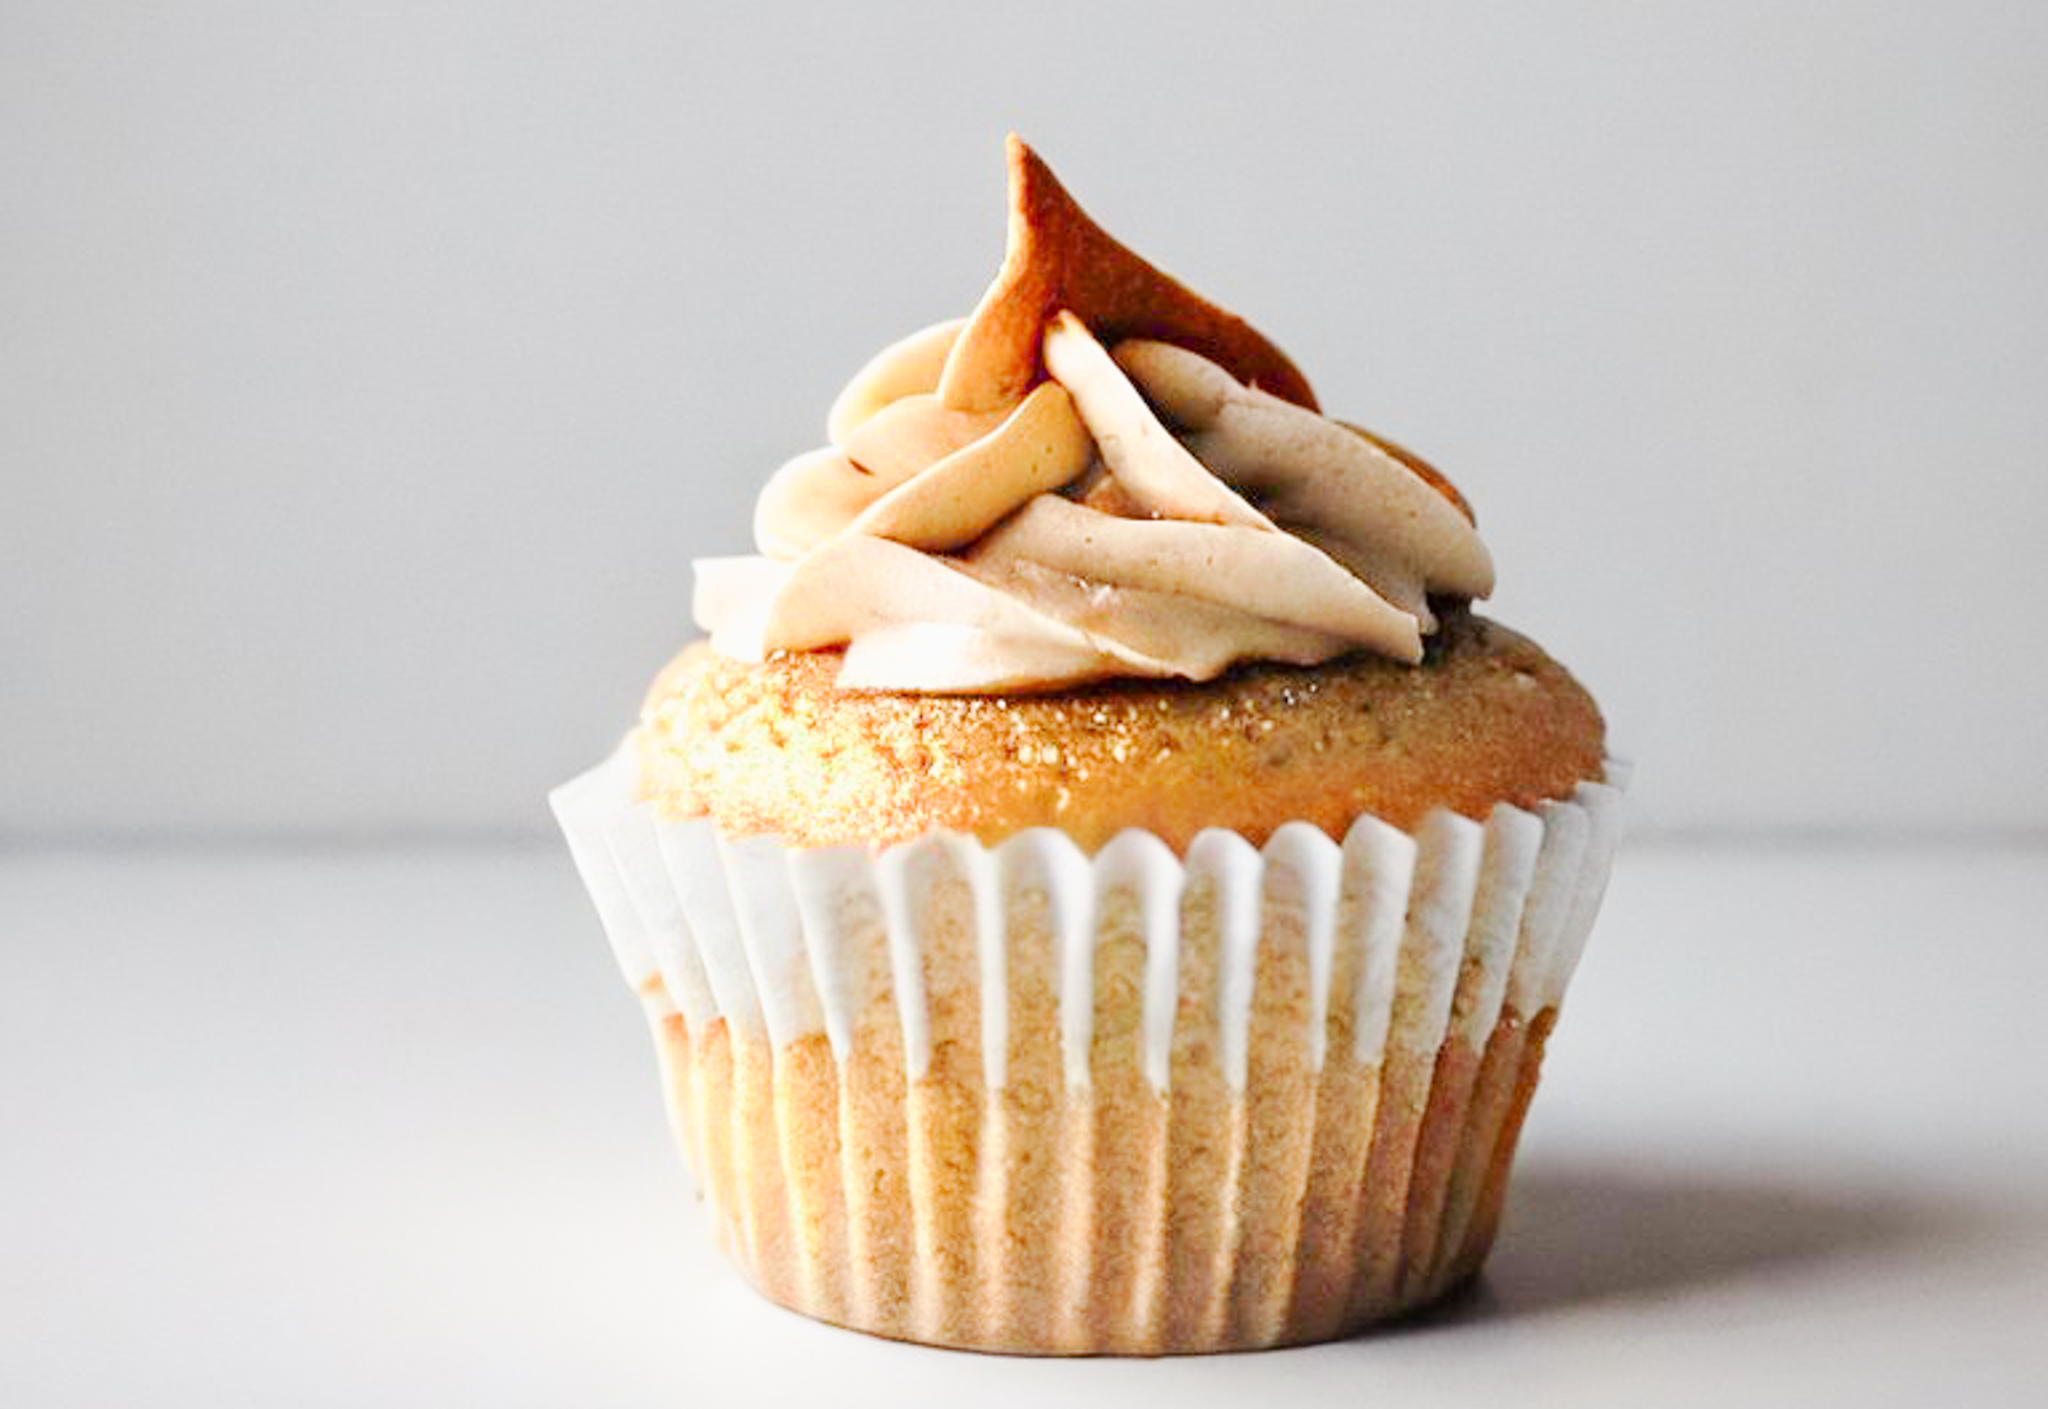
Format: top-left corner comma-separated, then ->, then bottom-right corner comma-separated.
8,11 -> 2048,1406
6,0 -> 2046,842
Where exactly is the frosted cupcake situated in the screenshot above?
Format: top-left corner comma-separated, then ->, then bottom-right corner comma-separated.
554,136 -> 1621,1354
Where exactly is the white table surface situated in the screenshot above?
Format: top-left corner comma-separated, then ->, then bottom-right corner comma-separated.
4,839 -> 2045,1407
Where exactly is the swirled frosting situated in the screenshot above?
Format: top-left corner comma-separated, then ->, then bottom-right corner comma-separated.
694,137 -> 1494,693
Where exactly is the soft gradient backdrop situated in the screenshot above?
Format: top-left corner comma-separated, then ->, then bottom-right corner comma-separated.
6,1 -> 2046,841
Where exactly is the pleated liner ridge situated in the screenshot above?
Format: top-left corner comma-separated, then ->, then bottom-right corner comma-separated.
553,743 -> 1625,1355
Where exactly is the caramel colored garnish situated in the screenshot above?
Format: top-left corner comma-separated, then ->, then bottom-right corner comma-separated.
937,135 -> 1318,415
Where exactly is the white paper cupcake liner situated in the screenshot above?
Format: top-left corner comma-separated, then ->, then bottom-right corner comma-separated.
552,742 -> 1625,1353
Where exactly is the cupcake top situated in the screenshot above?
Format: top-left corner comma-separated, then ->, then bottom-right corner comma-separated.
645,137 -> 1605,849
695,136 -> 1495,694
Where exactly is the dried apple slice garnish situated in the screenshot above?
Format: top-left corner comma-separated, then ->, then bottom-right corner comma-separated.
937,135 -> 1317,414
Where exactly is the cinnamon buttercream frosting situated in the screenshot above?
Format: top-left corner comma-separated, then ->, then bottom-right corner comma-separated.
694,137 -> 1494,693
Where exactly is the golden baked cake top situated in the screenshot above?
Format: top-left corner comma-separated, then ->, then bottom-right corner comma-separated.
641,610 -> 1603,851
693,135 -> 1495,694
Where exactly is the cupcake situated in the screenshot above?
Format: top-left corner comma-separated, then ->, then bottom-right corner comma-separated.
553,136 -> 1622,1355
